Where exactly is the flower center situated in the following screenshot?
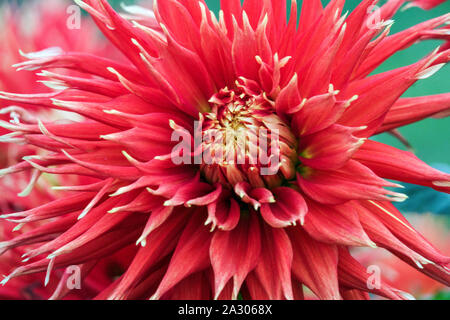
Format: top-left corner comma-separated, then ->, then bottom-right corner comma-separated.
200,86 -> 298,189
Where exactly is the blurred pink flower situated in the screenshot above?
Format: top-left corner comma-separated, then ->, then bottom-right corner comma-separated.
355,213 -> 450,298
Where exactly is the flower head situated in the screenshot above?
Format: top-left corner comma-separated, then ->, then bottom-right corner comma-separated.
0,0 -> 449,300
0,0 -> 114,213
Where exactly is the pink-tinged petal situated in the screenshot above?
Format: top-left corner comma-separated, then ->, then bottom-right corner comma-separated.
302,200 -> 376,248
37,70 -> 128,98
153,0 -> 201,52
12,51 -> 144,84
297,16 -> 346,97
45,197 -> 144,260
253,223 -> 294,300
332,22 -> 387,90
100,127 -> 173,162
210,212 -> 261,299
151,209 -> 212,300
361,201 -> 450,267
288,227 -> 341,300
405,0 -> 447,11
136,206 -> 174,247
297,160 -> 407,205
242,271 -> 270,300
16,194 -> 136,260
215,279 -> 235,300
108,190 -> 161,214
275,73 -> 303,116
249,187 -> 276,204
234,181 -> 263,210
198,5 -> 235,88
337,248 -> 410,300
340,49 -> 449,135
353,200 -> 436,267
291,89 -> 347,136
108,209 -> 190,300
0,192 -> 94,223
231,14 -> 260,82
163,181 -> 221,207
373,251 -> 450,291
260,187 -> 307,228
354,140 -> 450,192
81,0 -> 166,82
49,261 -> 97,300
0,212 -> 77,257
355,13 -> 450,79
157,23 -> 217,109
220,0 -> 243,32
299,124 -> 365,170
277,0 -> 298,56
2,222 -> 144,284
298,0 -> 323,33
378,93 -> 450,133
60,150 -> 141,181
163,271 -> 212,300
206,190 -> 240,231
242,0 -> 265,29
334,0 -> 381,63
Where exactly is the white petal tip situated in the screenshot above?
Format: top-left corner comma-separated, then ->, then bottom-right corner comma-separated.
433,181 -> 450,187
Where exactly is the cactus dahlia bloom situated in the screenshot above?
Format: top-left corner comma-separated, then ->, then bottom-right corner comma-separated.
0,0 -> 449,300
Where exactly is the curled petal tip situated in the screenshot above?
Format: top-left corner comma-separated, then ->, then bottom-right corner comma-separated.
163,200 -> 173,207
108,207 -> 122,214
122,150 -> 137,163
390,193 -> 409,202
416,63 -> 445,79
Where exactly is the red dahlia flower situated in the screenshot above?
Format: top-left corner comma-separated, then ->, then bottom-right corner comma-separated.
0,0 -> 449,300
